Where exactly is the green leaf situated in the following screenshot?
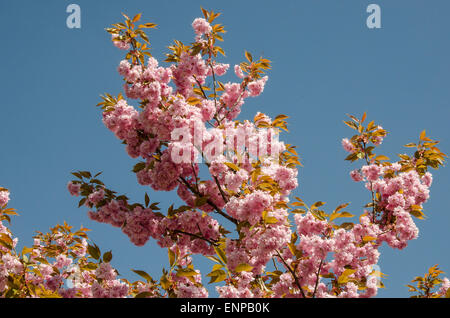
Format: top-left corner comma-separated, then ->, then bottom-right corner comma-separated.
362,236 -> 377,243
132,269 -> 153,282
410,209 -> 425,219
330,211 -> 354,222
87,244 -> 101,260
245,51 -> 253,62
103,251 -> 112,263
132,13 -> 142,23
333,203 -> 350,214
194,196 -> 209,207
0,233 -> 13,248
132,162 -> 146,173
211,264 -> 223,272
264,216 -> 279,224
291,208 -> 307,214
338,268 -> 356,284
311,201 -> 326,210
168,249 -> 176,267
71,172 -> 83,179
78,198 -> 86,208
205,256 -> 220,264
176,268 -> 198,277
214,246 -> 227,265
375,155 -> 390,161
339,222 -> 354,230
135,291 -> 153,298
80,171 -> 92,179
207,269 -> 227,284
420,130 -> 426,141
22,246 -> 34,255
224,162 -> 240,171
235,263 -> 253,273
81,262 -> 98,270
160,273 -> 170,290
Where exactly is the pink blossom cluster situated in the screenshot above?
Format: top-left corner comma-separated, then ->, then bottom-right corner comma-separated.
341,138 -> 355,153
372,126 -> 384,146
262,163 -> 298,196
215,76 -> 268,121
192,18 -> 212,36
267,212 -> 381,298
341,125 -> 385,153
102,99 -> 143,158
217,271 -> 263,298
136,151 -> 183,191
56,262 -> 129,298
118,57 -> 172,103
61,12 -> 448,299
76,184 -> 221,256
0,191 -> 136,298
351,163 -> 432,249
0,190 -> 10,206
225,190 -> 273,225
171,270 -> 208,298
159,210 -> 220,256
211,63 -> 229,76
87,199 -> 163,246
178,180 -> 226,213
111,34 -> 130,50
438,278 -> 450,296
67,182 -> 81,196
171,52 -> 208,97
0,252 -> 21,293
236,210 -> 291,274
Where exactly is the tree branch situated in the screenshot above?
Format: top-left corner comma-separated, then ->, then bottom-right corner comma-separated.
276,249 -> 307,298
178,177 -> 237,225
312,258 -> 324,298
172,229 -> 219,246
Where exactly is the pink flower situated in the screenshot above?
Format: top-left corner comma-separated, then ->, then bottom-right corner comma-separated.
372,135 -> 383,146
386,192 -> 405,210
67,182 -> 81,197
234,65 -> 244,78
2,253 -> 23,274
95,262 -> 117,281
247,76 -> 268,97
350,170 -> 363,182
0,190 -> 10,206
54,254 -> 72,269
139,139 -> 159,157
192,18 -> 212,36
421,172 -> 433,187
88,189 -> 105,205
361,164 -> 381,182
438,278 -> 450,296
111,34 -> 130,50
200,100 -> 216,122
342,138 -> 355,153
117,60 -> 131,77
213,63 -> 229,76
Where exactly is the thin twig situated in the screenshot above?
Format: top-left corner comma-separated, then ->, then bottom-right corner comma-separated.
178,177 -> 237,225
276,249 -> 307,298
312,259 -> 324,298
362,141 -> 377,223
173,229 -> 218,246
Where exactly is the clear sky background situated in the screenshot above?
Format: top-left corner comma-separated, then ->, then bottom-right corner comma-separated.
1,0 -> 449,297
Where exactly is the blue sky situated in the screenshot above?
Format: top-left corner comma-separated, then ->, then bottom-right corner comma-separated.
1,0 -> 449,297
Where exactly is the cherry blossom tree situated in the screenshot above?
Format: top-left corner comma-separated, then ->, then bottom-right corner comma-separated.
0,9 -> 448,298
